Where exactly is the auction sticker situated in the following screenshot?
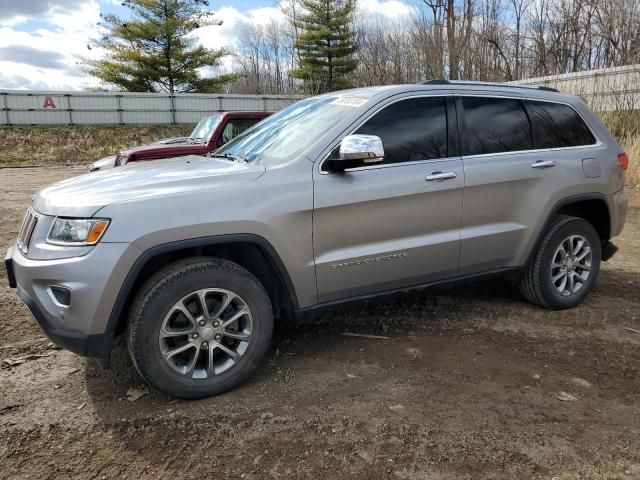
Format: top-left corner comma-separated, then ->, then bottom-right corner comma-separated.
331,97 -> 367,107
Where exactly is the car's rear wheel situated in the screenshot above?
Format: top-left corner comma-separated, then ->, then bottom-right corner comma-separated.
127,258 -> 273,399
519,215 -> 601,309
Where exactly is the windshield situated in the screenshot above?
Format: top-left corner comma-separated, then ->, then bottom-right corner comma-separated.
217,96 -> 363,164
190,114 -> 221,141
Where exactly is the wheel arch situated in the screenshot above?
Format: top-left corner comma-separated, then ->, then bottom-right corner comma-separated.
526,193 -> 611,266
102,234 -> 298,363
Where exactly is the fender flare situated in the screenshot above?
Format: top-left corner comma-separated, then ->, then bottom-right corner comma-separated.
524,192 -> 609,266
100,233 -> 299,365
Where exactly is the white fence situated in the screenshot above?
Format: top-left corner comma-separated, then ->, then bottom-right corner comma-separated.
0,91 -> 301,126
510,64 -> 640,112
2,64 -> 637,126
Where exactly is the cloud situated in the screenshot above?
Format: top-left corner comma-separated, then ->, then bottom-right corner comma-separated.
194,5 -> 286,72
0,0 -> 101,90
196,6 -> 286,51
0,0 -> 413,91
0,0 -> 92,26
0,72 -> 49,90
0,64 -> 90,90
0,45 -> 67,69
358,0 -> 413,18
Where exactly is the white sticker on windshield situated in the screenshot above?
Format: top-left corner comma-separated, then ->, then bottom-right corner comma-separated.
331,97 -> 367,107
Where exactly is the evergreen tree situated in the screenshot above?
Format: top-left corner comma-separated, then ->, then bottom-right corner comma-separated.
292,0 -> 358,93
85,0 -> 237,93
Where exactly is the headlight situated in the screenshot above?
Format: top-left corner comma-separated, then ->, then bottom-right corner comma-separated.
47,218 -> 110,246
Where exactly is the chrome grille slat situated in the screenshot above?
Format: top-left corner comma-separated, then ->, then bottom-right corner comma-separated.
16,209 -> 38,254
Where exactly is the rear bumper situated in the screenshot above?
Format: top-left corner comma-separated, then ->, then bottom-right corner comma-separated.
608,188 -> 628,239
16,285 -> 111,361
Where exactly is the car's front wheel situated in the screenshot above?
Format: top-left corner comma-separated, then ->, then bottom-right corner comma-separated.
127,258 -> 273,399
519,215 -> 601,310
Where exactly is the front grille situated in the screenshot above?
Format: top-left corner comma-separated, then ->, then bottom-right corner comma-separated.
16,209 -> 38,254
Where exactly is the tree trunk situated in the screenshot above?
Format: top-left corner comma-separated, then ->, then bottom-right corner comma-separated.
446,0 -> 457,80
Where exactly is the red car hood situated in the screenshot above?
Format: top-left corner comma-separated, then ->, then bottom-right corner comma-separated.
121,142 -> 208,161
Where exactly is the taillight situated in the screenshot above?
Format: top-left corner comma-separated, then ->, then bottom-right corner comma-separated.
617,152 -> 629,170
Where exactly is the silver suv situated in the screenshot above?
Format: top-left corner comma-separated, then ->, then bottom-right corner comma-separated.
5,82 -> 629,399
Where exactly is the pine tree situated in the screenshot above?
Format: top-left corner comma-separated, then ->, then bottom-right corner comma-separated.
292,0 -> 358,93
84,0 -> 237,93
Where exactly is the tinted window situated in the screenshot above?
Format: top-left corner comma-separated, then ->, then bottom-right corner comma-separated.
463,97 -> 532,155
354,97 -> 447,164
526,100 -> 596,148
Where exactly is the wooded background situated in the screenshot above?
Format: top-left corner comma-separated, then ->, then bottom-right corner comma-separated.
229,0 -> 640,95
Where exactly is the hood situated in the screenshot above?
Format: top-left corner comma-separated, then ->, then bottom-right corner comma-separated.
33,155 -> 265,217
122,142 -> 207,159
154,136 -> 191,145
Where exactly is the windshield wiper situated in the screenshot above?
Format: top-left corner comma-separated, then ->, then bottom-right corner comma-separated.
189,137 -> 206,144
208,152 -> 247,163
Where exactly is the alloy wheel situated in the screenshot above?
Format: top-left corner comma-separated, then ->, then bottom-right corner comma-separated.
550,235 -> 592,297
158,288 -> 253,379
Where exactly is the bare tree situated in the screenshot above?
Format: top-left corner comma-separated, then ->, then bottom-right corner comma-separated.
229,0 -> 640,92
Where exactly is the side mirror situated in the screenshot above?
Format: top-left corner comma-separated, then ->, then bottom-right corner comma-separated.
339,134 -> 384,163
324,134 -> 385,172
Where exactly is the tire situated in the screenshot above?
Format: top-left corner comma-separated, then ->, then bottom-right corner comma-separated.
519,215 -> 601,310
127,257 -> 273,399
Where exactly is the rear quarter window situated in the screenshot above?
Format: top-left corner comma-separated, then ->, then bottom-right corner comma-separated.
525,100 -> 596,148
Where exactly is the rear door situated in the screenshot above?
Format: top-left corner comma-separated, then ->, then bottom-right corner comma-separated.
313,95 -> 464,303
457,94 -> 569,274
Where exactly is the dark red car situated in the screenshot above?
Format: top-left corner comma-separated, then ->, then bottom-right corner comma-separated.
89,111 -> 271,171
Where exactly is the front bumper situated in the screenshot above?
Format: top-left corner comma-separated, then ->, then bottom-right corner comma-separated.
16,284 -> 110,360
5,250 -> 16,288
5,243 -> 136,366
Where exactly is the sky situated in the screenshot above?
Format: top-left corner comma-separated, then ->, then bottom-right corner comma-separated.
0,0 -> 412,91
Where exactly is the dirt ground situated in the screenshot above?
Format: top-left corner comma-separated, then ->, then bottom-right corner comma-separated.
0,166 -> 639,480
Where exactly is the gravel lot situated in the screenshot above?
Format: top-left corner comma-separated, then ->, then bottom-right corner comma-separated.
1,166 -> 639,480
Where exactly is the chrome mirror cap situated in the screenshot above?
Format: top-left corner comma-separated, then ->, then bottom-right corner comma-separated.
339,134 -> 385,163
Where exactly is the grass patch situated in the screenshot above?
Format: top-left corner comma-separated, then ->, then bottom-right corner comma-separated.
0,116 -> 638,187
0,125 -> 191,168
600,110 -> 640,187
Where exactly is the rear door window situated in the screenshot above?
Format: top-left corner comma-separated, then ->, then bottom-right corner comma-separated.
354,96 -> 448,164
462,97 -> 532,156
525,100 -> 596,148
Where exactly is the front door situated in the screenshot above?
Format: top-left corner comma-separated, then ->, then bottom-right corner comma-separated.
313,95 -> 464,303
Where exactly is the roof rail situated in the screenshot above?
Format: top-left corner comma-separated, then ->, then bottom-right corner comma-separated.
421,80 -> 451,85
536,85 -> 560,92
419,79 -> 559,93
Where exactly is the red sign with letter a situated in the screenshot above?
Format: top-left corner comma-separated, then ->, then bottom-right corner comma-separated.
43,96 -> 57,108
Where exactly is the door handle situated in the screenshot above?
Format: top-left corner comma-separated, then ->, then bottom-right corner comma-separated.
531,160 -> 556,169
425,171 -> 457,181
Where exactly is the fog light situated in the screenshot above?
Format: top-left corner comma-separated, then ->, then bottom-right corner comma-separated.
48,286 -> 71,306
